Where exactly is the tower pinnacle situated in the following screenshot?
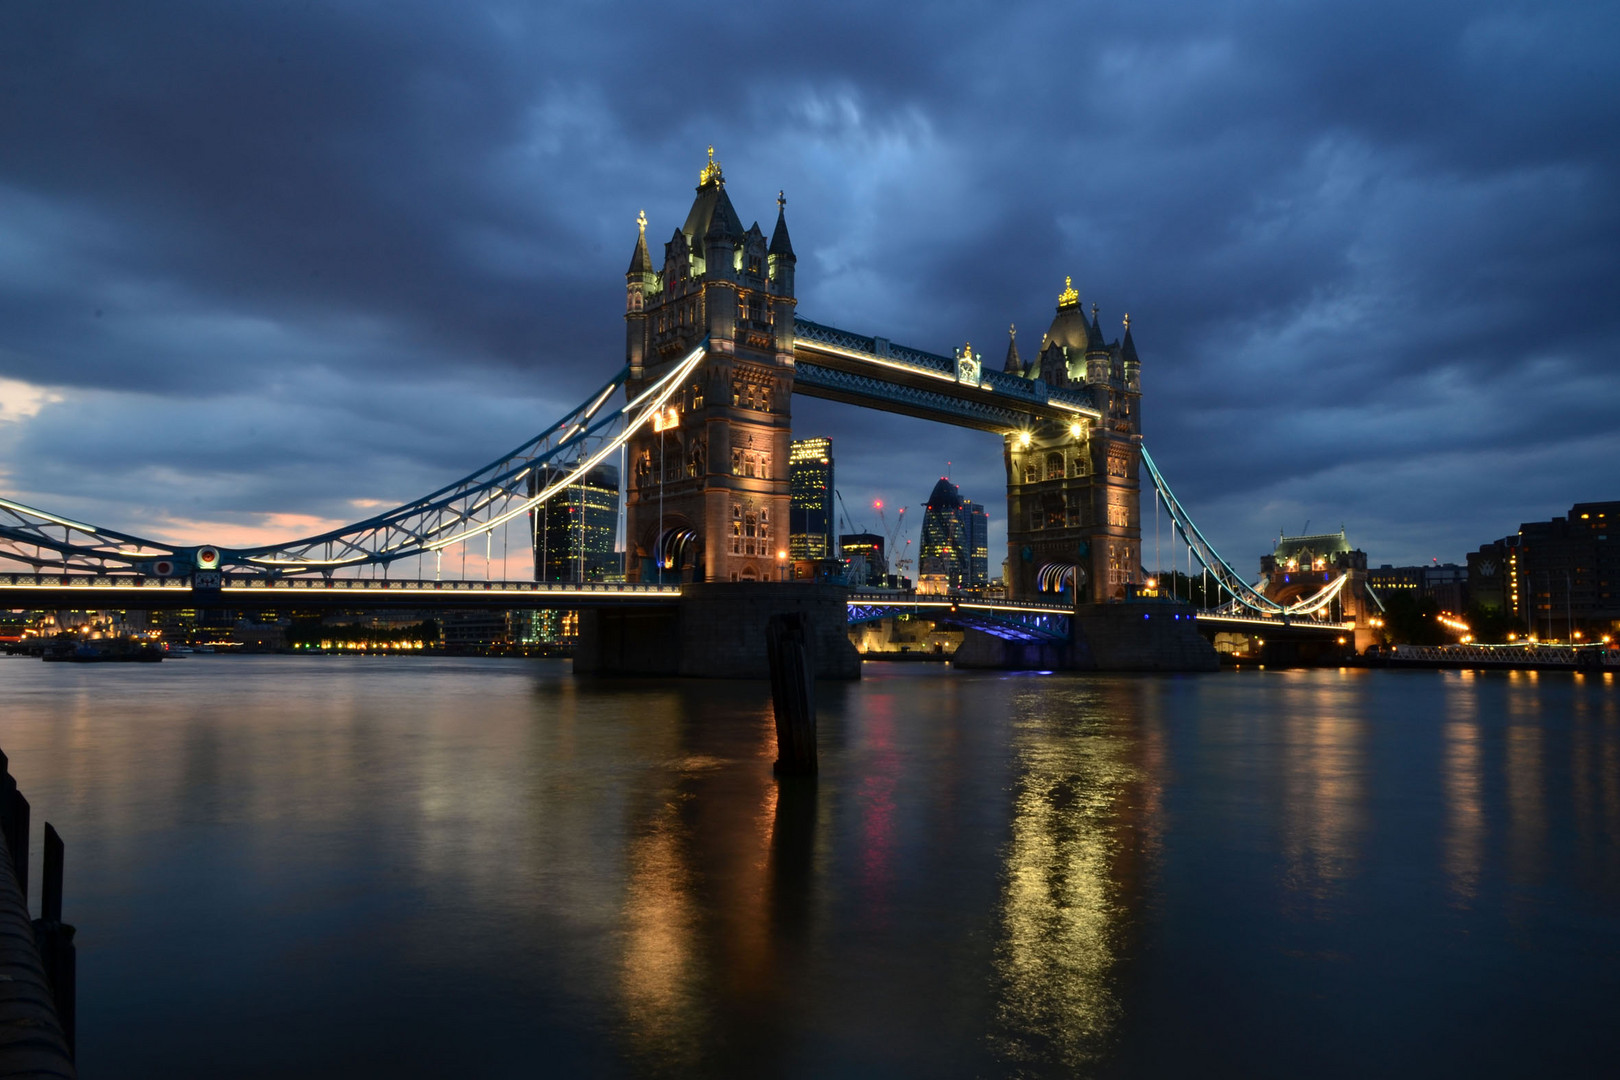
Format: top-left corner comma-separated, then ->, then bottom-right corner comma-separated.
1058,276 -> 1080,308
699,145 -> 723,187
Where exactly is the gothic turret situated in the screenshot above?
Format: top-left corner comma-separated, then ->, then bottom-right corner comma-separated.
1121,313 -> 1140,392
624,210 -> 658,375
1003,324 -> 1022,374
1084,303 -> 1110,386
1035,275 -> 1091,384
768,191 -> 796,297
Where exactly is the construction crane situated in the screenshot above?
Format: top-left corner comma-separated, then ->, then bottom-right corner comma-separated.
874,499 -> 912,573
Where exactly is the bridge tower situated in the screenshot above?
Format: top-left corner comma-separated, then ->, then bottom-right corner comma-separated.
1002,280 -> 1142,601
622,150 -> 798,583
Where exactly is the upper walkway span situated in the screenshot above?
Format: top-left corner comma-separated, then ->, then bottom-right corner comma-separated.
791,318 -> 1101,432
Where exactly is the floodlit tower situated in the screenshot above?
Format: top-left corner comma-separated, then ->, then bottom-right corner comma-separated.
1002,280 -> 1142,601
621,150 -> 797,582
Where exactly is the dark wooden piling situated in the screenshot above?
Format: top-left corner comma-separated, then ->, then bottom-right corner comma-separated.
766,612 -> 818,775
32,824 -> 75,1061
0,749 -> 77,1077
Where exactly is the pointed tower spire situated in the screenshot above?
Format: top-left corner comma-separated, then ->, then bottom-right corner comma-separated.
1004,322 -> 1022,374
1087,302 -> 1107,353
1120,312 -> 1138,364
768,189 -> 796,297
769,190 -> 795,258
627,209 -> 653,275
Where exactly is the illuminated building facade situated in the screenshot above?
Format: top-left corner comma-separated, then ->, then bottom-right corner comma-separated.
1476,501 -> 1619,637
919,477 -> 970,590
1001,281 -> 1142,601
622,149 -> 796,582
1258,528 -> 1376,638
529,462 -> 620,582
789,437 -> 834,560
839,531 -> 886,587
966,501 -> 989,587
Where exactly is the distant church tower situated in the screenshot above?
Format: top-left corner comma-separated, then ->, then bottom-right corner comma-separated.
1002,278 -> 1143,601
622,149 -> 798,582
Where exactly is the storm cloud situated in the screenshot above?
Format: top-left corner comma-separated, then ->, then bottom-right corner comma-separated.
2,0 -> 1616,566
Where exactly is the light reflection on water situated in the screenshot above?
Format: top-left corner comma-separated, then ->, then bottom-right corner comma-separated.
2,657 -> 1618,1077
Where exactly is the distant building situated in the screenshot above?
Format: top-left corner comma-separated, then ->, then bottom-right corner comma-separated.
529,462 -> 620,582
919,477 -> 972,591
1369,563 -> 1467,612
965,501 -> 989,587
840,531 -> 886,587
1257,528 -> 1377,642
1478,501 -> 1619,638
789,437 -> 834,561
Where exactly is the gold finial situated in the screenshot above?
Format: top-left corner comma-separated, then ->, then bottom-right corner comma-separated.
963,341 -> 973,358
1123,312 -> 1131,330
1091,301 -> 1099,320
636,209 -> 647,236
778,190 -> 786,210
1057,275 -> 1079,308
699,145 -> 723,186
1009,323 -> 1016,338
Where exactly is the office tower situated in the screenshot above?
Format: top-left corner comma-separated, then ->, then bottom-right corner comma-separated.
789,437 -> 835,560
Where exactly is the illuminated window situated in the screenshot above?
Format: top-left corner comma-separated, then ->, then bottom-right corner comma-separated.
732,449 -> 743,475
1024,461 -> 1039,484
1046,452 -> 1065,481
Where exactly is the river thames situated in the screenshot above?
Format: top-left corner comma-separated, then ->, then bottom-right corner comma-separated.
4,656 -> 1617,1077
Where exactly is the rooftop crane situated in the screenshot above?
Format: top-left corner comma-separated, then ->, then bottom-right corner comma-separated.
874,499 -> 912,573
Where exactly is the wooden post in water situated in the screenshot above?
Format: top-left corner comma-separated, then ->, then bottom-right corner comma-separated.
766,612 -> 817,775
0,746 -> 76,1076
33,823 -> 76,1061
0,751 -> 27,903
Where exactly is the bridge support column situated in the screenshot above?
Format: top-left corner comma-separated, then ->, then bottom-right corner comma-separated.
575,582 -> 860,680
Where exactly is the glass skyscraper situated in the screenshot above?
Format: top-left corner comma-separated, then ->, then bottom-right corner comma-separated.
529,462 -> 620,582
920,480 -> 990,591
789,437 -> 834,560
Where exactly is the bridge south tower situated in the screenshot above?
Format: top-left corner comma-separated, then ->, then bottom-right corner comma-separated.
622,150 -> 798,583
1002,281 -> 1143,601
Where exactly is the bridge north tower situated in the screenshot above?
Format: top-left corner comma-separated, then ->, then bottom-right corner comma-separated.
622,150 -> 798,583
1002,280 -> 1143,601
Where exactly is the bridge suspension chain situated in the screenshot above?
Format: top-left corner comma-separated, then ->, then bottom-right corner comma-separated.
1140,445 -> 1283,614
0,341 -> 710,578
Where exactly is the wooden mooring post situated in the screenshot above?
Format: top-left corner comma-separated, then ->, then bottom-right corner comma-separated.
0,748 -> 77,1077
766,612 -> 818,776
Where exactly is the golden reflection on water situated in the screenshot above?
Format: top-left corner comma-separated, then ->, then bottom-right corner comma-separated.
1277,677 -> 1365,900
1505,680 -> 1547,881
615,690 -> 783,1072
1442,676 -> 1484,903
990,680 -> 1149,1071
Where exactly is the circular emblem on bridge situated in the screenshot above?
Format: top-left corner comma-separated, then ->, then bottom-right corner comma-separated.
196,547 -> 220,569
153,559 -> 174,577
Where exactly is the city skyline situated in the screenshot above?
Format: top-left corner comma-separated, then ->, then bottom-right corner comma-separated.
1,3 -> 1617,572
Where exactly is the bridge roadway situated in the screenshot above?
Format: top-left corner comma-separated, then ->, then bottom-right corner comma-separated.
1194,612 -> 1355,639
0,574 -> 1069,622
0,572 -> 1348,647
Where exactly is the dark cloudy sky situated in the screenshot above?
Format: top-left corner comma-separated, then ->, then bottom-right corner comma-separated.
2,0 -> 1616,575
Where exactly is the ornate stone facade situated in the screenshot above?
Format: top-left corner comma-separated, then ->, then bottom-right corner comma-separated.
1002,283 -> 1143,601
623,150 -> 797,582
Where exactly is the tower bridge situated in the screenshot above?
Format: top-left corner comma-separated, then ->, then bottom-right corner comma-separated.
0,149 -> 1366,673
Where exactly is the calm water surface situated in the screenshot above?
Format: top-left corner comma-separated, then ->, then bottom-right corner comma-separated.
3,656 -> 1617,1077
